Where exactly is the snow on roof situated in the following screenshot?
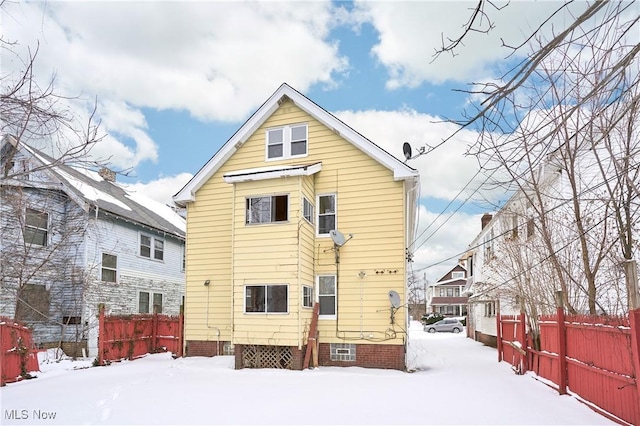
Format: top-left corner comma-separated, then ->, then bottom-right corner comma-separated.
56,168 -> 132,211
124,189 -> 186,233
6,141 -> 185,239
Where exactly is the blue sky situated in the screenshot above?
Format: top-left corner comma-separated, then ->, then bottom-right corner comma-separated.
2,1 -> 584,282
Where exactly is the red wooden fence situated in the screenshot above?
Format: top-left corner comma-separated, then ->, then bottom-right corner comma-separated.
499,310 -> 640,425
497,313 -> 527,374
0,318 -> 40,386
97,305 -> 183,365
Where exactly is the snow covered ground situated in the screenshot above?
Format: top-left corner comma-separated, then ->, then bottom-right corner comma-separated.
1,322 -> 614,425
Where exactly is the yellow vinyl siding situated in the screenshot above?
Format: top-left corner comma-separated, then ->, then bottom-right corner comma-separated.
184,98 -> 407,348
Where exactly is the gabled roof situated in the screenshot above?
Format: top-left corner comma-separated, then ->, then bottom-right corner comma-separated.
1,138 -> 185,239
174,83 -> 418,204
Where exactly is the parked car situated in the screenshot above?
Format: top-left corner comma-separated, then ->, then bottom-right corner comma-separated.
421,312 -> 445,325
424,318 -> 464,333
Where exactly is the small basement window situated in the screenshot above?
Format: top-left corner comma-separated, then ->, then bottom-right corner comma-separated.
330,343 -> 356,361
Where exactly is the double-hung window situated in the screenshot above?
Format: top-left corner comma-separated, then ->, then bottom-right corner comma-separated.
140,234 -> 164,260
245,284 -> 288,313
246,195 -> 288,224
317,194 -> 336,235
266,124 -> 307,160
24,208 -> 48,246
101,253 -> 117,283
139,291 -> 163,313
303,197 -> 314,225
317,275 -> 336,318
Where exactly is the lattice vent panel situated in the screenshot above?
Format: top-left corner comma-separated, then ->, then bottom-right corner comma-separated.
242,345 -> 293,369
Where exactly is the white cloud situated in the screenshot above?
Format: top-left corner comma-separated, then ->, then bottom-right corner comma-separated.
2,1 -> 347,170
334,109 -> 482,200
122,173 -> 194,207
354,1 -> 589,89
411,205 -> 484,284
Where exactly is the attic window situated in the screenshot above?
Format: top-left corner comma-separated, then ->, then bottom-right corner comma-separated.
266,124 -> 307,160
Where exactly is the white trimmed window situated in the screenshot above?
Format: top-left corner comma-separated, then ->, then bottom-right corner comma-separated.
302,285 -> 313,308
246,195 -> 288,224
140,233 -> 164,261
245,284 -> 288,313
317,194 -> 336,235
139,291 -> 163,314
451,271 -> 465,279
101,253 -> 117,283
266,124 -> 307,160
484,301 -> 496,317
317,275 -> 336,318
303,197 -> 314,224
24,208 -> 48,246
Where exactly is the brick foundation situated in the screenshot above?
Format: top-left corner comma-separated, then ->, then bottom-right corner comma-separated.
185,340 -> 230,357
318,343 -> 405,371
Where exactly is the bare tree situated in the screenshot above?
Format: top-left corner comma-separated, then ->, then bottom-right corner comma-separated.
407,271 -> 426,320
463,3 -> 640,314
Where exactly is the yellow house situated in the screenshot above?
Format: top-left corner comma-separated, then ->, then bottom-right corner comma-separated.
174,83 -> 419,370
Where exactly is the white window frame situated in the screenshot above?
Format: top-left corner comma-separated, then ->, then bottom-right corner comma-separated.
139,233 -> 165,261
302,196 -> 314,225
302,285 -> 313,308
246,195 -> 289,224
244,284 -> 289,314
316,193 -> 336,236
317,275 -> 336,319
265,123 -> 308,161
451,271 -> 465,279
138,291 -> 164,314
24,208 -> 49,247
101,253 -> 118,283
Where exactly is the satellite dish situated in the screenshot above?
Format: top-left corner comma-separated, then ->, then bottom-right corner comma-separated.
329,229 -> 346,247
388,290 -> 401,308
402,142 -> 412,161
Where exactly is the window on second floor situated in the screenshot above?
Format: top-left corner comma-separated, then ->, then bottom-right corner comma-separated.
140,234 -> 164,261
451,271 -> 465,279
303,197 -> 314,225
24,208 -> 48,247
246,195 -> 288,224
317,194 -> 336,235
266,124 -> 308,160
101,253 -> 117,283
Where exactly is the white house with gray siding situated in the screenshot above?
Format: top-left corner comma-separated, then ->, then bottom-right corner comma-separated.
0,136 -> 185,357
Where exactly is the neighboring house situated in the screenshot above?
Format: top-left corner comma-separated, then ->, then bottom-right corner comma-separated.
426,264 -> 468,317
0,136 -> 186,357
463,212 -> 519,347
174,83 -> 419,371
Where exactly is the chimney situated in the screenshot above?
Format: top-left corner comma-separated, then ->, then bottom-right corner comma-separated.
98,167 -> 116,182
481,213 -> 493,229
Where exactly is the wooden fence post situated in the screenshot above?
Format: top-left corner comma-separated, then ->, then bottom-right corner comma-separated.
98,304 -> 105,365
496,300 -> 503,362
555,291 -> 567,395
152,312 -> 159,354
0,322 -> 5,387
626,260 -> 640,425
178,304 -> 184,358
518,310 -> 527,374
